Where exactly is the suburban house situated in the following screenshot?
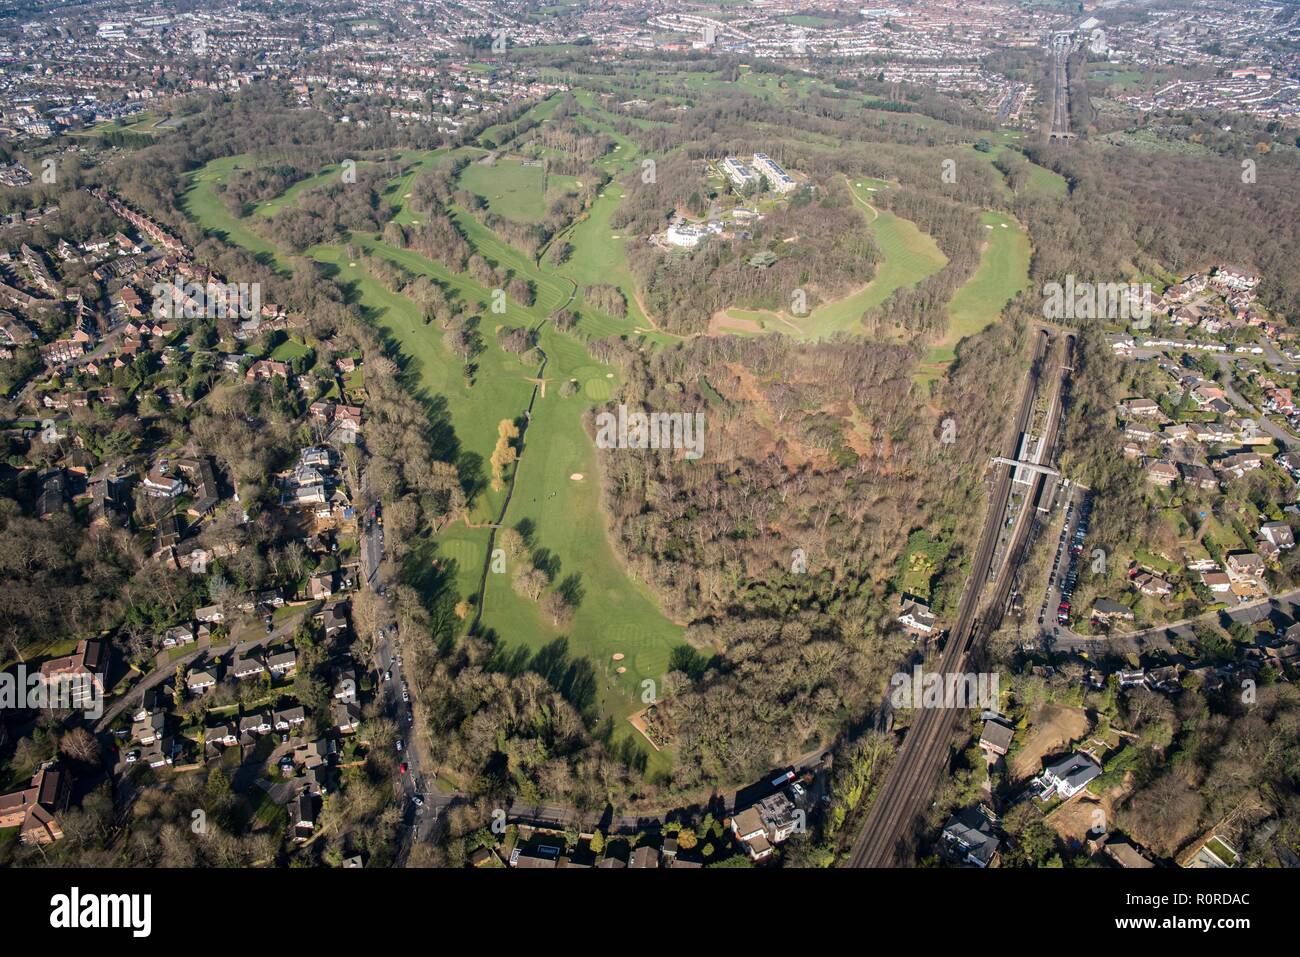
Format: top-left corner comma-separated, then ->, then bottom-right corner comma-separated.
1226,552 -> 1265,583
897,595 -> 936,636
292,792 -> 315,841
1258,522 -> 1295,550
333,701 -> 361,734
37,638 -> 108,708
1039,753 -> 1101,800
274,706 -> 307,731
232,658 -> 266,680
1133,572 -> 1172,598
239,712 -> 273,738
978,718 -> 1015,757
204,723 -> 238,749
1146,460 -> 1178,487
0,762 -> 70,844
267,650 -> 297,677
941,805 -> 1000,867
1091,598 -> 1135,625
730,789 -> 803,860
186,667 -> 220,695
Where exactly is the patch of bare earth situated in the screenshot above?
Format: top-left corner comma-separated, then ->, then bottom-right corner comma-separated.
1011,704 -> 1091,783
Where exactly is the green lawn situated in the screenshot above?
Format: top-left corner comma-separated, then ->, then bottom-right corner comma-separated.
915,210 -> 1030,386
458,159 -> 549,223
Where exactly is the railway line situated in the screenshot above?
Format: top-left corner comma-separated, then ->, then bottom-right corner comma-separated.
845,330 -> 1072,867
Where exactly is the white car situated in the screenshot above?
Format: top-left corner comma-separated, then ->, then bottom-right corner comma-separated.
395,738 -> 404,752
125,750 -> 139,764
402,689 -> 410,703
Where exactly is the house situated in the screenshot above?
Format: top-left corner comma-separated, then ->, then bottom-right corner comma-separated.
1201,570 -> 1233,594
232,658 -> 265,680
333,671 -> 358,702
1133,572 -> 1173,598
1215,451 -> 1263,478
1095,833 -> 1155,869
1178,463 -> 1219,492
132,711 -> 166,746
267,650 -> 297,677
941,805 -> 1000,867
38,638 -> 108,709
309,571 -> 335,600
1258,522 -> 1294,550
133,687 -> 163,723
1040,753 -> 1101,799
978,719 -> 1015,757
204,723 -> 238,748
0,763 -> 70,844
142,461 -> 185,498
1119,397 -> 1160,418
239,712 -> 273,737
160,624 -> 195,649
1091,598 -> 1136,624
629,845 -> 661,869
321,604 -> 350,639
897,595 -> 936,636
1226,552 -> 1265,583
730,789 -> 802,860
292,792 -> 315,839
195,605 -> 225,624
245,359 -> 289,384
187,667 -> 220,695
274,706 -> 307,731
333,700 -> 361,734
1146,460 -> 1178,487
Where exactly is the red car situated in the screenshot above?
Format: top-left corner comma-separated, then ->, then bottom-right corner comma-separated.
399,761 -> 408,775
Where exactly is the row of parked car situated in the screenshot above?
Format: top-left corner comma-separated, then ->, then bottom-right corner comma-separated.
1040,494 -> 1092,628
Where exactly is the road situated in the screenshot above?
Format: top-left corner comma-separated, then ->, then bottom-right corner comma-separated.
1045,587 -> 1300,656
846,330 -> 1066,867
353,496 -> 446,862
1125,345 -> 1297,449
94,606 -> 318,733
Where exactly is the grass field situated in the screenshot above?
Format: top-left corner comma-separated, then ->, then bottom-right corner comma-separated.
458,158 -> 551,223
915,209 -> 1031,386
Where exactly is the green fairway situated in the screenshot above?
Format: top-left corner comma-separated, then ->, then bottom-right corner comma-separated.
458,158 -> 555,223
716,177 -> 947,339
915,210 -> 1030,386
183,151 -> 687,768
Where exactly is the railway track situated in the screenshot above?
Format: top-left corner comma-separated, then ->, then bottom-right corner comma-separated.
845,330 -> 1069,867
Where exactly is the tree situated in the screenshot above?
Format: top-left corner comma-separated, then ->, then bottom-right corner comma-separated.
59,727 -> 100,763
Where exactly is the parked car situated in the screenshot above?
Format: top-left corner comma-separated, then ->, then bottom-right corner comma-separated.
125,750 -> 139,764
395,738 -> 404,752
399,761 -> 408,774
